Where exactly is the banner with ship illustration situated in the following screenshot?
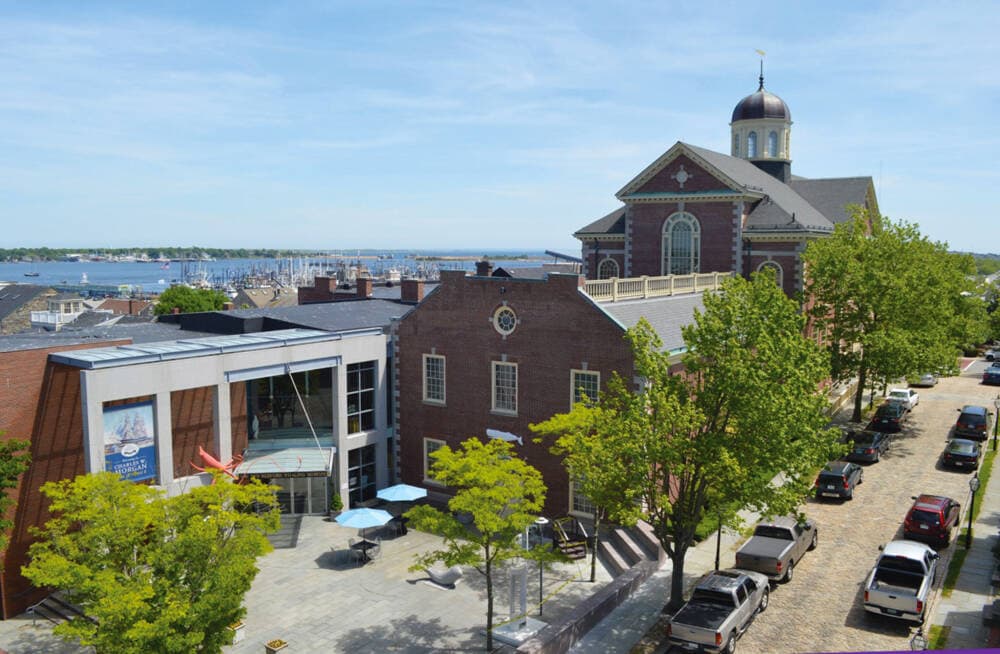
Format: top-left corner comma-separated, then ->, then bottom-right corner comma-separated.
103,400 -> 157,482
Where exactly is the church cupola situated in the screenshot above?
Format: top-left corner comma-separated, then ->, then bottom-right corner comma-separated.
730,65 -> 792,182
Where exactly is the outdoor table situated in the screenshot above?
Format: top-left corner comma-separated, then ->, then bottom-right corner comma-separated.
389,515 -> 408,536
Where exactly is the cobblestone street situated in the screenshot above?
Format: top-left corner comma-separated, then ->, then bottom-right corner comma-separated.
736,364 -> 995,654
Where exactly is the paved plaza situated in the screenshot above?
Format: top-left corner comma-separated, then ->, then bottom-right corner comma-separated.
0,514 -> 613,653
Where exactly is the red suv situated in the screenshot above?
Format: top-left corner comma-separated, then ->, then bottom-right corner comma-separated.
903,495 -> 961,547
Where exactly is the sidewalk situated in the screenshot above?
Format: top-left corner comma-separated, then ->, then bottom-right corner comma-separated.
929,454 -> 999,649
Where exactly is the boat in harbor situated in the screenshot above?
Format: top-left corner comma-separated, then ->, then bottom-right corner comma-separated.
23,272 -> 40,277
80,272 -> 89,285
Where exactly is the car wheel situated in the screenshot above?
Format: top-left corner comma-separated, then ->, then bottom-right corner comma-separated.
724,631 -> 737,654
758,587 -> 769,613
809,531 -> 818,551
783,559 -> 794,583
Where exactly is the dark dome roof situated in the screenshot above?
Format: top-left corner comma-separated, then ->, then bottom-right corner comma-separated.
731,78 -> 790,122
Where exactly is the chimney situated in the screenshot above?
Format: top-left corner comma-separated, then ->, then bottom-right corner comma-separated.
357,277 -> 373,299
475,260 -> 493,277
401,278 -> 425,304
439,270 -> 467,285
222,301 -> 235,311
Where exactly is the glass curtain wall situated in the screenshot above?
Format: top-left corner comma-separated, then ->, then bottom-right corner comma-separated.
247,369 -> 334,444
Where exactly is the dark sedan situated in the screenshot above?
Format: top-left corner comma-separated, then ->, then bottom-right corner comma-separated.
845,430 -> 891,463
868,402 -> 907,432
942,438 -> 982,470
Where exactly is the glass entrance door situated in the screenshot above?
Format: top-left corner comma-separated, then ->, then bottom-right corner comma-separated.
272,476 -> 329,515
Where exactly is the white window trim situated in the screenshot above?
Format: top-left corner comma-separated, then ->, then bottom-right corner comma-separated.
423,438 -> 446,486
570,369 -> 600,408
422,353 -> 446,405
597,257 -> 619,280
661,212 -> 701,276
491,361 -> 518,415
757,260 -> 784,288
569,479 -> 596,519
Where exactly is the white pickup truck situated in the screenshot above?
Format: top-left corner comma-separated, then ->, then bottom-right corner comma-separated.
863,540 -> 940,624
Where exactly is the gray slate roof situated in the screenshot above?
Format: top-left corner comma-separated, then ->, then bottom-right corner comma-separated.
0,284 -> 49,322
789,177 -> 872,226
597,293 -> 705,353
575,143 -> 873,237
226,300 -> 411,332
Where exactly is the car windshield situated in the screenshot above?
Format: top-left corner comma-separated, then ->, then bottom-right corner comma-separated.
877,405 -> 903,417
889,391 -> 908,400
960,413 -> 985,426
910,509 -> 940,525
948,441 -> 976,454
819,473 -> 844,483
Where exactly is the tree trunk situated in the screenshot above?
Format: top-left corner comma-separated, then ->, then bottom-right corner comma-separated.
852,363 -> 867,422
589,513 -> 601,583
485,556 -> 493,651
666,545 -> 688,613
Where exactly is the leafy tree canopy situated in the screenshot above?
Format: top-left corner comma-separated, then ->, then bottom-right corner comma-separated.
22,472 -> 280,654
803,208 -> 986,420
405,438 -> 549,651
154,285 -> 229,315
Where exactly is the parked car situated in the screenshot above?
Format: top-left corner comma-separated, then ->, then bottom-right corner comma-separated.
666,568 -> 770,654
986,348 -> 999,362
909,373 -> 938,388
868,402 -> 907,433
903,494 -> 961,547
814,461 -> 864,500
983,362 -> 1000,386
942,438 -> 982,470
886,388 -> 919,410
864,540 -> 940,624
845,430 -> 892,463
954,405 -> 991,441
734,516 -> 818,583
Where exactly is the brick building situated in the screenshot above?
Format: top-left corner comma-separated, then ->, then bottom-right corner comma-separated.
396,264 -> 708,517
575,74 -> 879,297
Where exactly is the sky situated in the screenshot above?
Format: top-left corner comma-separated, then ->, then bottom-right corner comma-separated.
1,1 -> 997,254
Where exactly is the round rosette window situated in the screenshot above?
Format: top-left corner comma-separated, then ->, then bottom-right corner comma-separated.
493,306 -> 517,336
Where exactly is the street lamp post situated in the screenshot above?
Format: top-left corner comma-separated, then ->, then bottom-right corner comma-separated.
967,472 -> 981,549
534,516 -> 549,617
993,395 -> 999,452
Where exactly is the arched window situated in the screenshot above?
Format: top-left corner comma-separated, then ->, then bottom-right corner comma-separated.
662,213 -> 701,275
747,132 -> 757,158
768,131 -> 778,157
757,260 -> 783,288
597,258 -> 619,280
732,133 -> 740,156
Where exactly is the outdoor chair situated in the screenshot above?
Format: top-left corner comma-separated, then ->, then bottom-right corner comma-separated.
347,537 -> 366,566
426,565 -> 463,588
369,537 -> 382,561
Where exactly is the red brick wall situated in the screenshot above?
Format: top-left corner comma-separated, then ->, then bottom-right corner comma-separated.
747,241 -> 802,297
634,154 -> 733,195
628,201 -> 738,277
396,273 -> 635,516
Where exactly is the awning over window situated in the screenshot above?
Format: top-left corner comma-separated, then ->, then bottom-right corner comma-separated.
235,447 -> 334,478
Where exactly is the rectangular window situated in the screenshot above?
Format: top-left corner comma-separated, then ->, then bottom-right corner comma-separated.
423,354 -> 446,404
570,480 -> 596,517
347,361 -> 376,434
491,361 -> 517,415
347,444 -> 377,506
570,370 -> 600,407
424,438 -> 445,485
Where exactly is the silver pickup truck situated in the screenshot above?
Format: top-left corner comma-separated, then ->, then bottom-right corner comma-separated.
864,540 -> 940,624
734,516 -> 817,583
667,568 -> 769,653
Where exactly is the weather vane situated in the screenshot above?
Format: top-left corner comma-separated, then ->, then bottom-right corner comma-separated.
755,49 -> 766,89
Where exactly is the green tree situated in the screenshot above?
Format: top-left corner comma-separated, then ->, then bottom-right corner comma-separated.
0,436 -> 30,553
405,438 -> 548,651
154,285 -> 228,315
531,404 -> 634,583
803,208 -> 983,421
544,275 -> 835,611
23,472 -> 280,654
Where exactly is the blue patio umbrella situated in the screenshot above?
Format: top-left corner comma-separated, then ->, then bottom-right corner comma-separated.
376,483 -> 428,503
335,507 -> 393,541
